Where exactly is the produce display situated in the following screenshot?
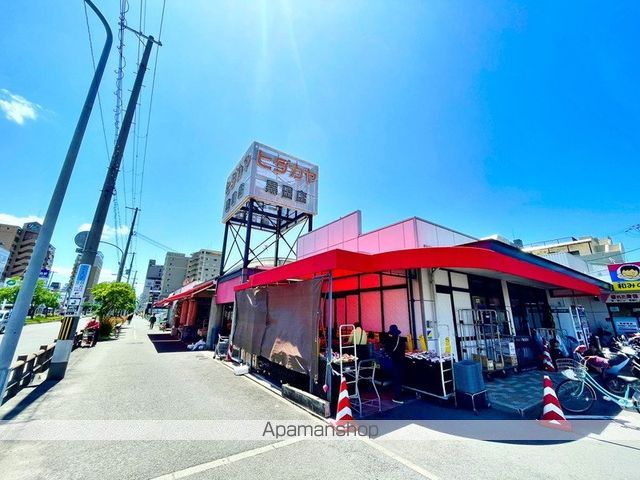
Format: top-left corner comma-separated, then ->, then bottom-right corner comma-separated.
405,350 -> 454,363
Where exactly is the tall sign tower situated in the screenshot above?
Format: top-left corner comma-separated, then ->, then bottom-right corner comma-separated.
219,142 -> 318,277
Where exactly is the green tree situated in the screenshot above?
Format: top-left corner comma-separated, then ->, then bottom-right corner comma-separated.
0,278 -> 21,304
42,290 -> 60,315
92,282 -> 136,320
0,279 -> 57,317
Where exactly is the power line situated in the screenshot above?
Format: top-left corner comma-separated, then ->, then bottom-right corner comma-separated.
84,0 -> 124,253
135,231 -> 175,252
137,0 -> 166,211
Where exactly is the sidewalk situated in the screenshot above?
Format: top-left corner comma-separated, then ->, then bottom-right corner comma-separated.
1,317 -> 638,480
0,318 -> 426,480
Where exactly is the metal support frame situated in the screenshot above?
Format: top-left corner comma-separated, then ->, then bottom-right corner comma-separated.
219,197 -> 313,276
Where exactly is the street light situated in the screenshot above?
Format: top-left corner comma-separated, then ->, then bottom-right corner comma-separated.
98,240 -> 124,262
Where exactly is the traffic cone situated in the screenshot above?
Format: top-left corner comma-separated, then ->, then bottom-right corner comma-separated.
225,343 -> 234,362
540,375 -> 571,431
542,340 -> 555,372
335,376 -> 353,424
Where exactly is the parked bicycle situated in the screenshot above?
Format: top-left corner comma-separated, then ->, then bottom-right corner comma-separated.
556,358 -> 640,414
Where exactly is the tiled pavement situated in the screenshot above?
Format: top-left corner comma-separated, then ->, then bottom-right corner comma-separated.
485,369 -> 565,417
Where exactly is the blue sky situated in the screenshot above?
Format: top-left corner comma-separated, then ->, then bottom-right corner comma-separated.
1,1 -> 639,293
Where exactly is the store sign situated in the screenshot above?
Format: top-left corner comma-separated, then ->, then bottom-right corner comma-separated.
613,318 -> 639,335
222,142 -> 319,223
605,292 -> 640,303
608,262 -> 640,292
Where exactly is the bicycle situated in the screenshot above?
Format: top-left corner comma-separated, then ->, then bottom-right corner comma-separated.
555,358 -> 640,414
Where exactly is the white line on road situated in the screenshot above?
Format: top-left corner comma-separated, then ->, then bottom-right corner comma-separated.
359,437 -> 441,480
148,438 -> 302,480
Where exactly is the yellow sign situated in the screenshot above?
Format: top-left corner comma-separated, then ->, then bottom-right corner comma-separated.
612,281 -> 640,292
444,336 -> 452,355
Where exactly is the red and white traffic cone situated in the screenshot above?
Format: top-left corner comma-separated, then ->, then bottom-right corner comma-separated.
540,375 -> 571,431
542,340 -> 555,372
225,343 -> 234,362
334,376 -> 353,425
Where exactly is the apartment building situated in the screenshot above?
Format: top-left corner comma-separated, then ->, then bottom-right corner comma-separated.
522,236 -> 625,266
141,259 -> 164,307
159,252 -> 189,299
185,249 -> 222,283
0,222 -> 55,281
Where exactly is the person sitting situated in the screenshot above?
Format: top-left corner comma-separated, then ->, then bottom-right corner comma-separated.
84,317 -> 100,347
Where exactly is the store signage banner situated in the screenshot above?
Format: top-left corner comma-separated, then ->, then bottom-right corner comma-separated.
605,292 -> 640,303
608,262 -> 640,291
222,142 -> 319,223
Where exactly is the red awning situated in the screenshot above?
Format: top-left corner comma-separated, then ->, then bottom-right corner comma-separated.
235,247 -> 602,296
155,280 -> 215,307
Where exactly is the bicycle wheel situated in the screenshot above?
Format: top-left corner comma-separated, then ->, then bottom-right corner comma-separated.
556,380 -> 596,413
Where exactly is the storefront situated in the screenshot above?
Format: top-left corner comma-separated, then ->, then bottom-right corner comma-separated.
227,212 -> 608,413
155,280 -> 216,343
605,293 -> 640,336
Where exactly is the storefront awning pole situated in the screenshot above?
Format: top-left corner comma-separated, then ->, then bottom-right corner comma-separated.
326,272 -> 333,398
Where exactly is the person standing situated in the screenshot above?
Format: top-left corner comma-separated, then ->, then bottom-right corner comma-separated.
384,324 -> 406,404
149,313 -> 157,330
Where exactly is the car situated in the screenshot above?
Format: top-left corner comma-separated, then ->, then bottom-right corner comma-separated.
0,309 -> 10,334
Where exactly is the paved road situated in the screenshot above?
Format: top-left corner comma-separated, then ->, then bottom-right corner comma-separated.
0,319 -> 84,364
0,316 -> 638,480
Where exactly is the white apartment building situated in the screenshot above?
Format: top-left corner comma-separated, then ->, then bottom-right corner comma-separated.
185,249 -> 222,283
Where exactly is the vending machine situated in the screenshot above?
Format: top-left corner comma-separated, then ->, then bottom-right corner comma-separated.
553,305 -> 590,344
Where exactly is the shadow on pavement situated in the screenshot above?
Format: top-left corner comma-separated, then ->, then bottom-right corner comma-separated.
147,333 -> 188,353
0,380 -> 59,420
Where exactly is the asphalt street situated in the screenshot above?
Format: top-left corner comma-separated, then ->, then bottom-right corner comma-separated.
0,317 -> 638,480
0,318 -> 87,364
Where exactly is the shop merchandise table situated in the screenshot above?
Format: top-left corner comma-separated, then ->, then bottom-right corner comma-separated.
402,352 -> 455,400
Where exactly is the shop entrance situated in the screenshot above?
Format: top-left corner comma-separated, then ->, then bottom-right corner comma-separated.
507,283 -> 552,370
507,283 -> 551,335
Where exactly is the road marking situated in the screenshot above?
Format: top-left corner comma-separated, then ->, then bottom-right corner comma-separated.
359,437 -> 441,480
148,438 -> 302,480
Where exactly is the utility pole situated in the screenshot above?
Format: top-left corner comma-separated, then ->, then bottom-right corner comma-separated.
131,270 -> 138,288
117,206 -> 139,282
0,0 -> 112,403
48,32 -> 160,381
126,251 -> 136,283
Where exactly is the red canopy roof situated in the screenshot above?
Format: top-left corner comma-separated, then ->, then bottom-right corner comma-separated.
235,246 -> 602,295
155,280 -> 215,307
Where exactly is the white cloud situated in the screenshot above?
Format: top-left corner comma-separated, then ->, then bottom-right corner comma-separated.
0,213 -> 44,226
77,223 -> 129,241
0,89 -> 41,125
51,265 -> 73,279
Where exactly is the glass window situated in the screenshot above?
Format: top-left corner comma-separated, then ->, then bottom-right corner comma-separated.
360,291 -> 382,332
383,288 -> 410,336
